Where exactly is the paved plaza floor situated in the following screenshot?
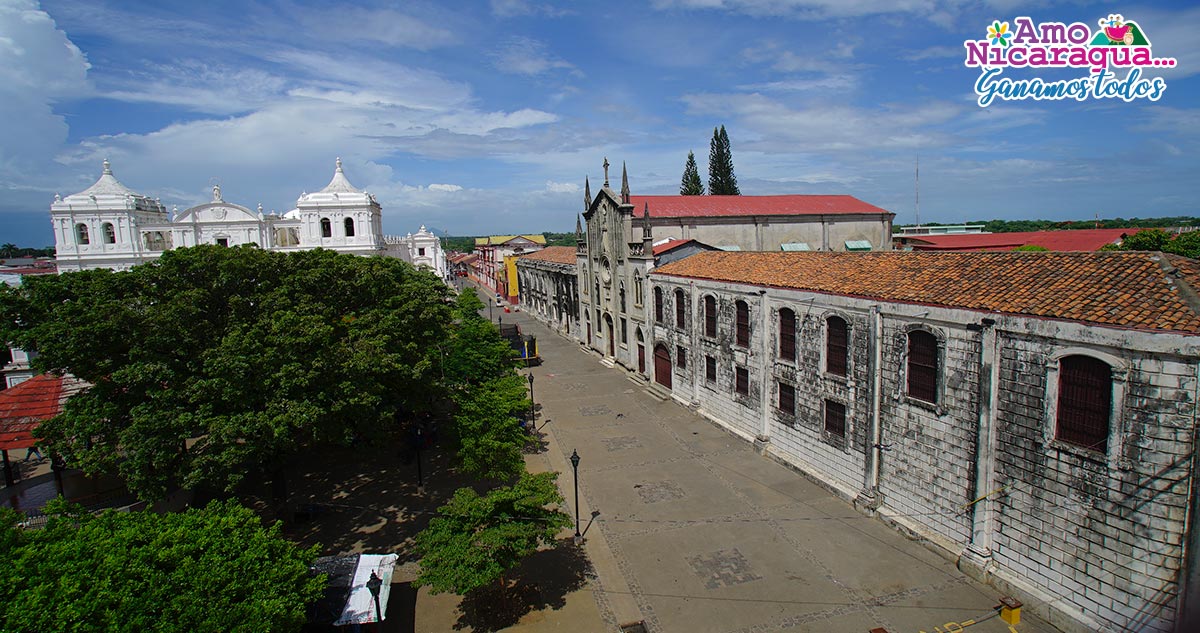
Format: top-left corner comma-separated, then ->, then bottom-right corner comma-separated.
500,294 -> 1061,633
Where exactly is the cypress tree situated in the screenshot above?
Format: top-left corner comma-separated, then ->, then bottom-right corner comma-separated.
707,125 -> 740,195
680,151 -> 704,195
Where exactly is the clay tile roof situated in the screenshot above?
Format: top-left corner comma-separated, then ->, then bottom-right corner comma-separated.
518,246 -> 577,265
652,251 -> 1200,334
0,374 -> 88,450
629,194 -> 892,219
904,228 -> 1143,252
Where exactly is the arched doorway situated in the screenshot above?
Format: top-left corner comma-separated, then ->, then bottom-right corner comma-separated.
654,344 -> 672,389
636,329 -> 646,374
603,314 -> 615,357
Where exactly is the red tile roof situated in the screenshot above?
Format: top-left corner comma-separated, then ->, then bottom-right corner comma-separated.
628,195 -> 892,218
0,374 -> 87,450
902,228 -> 1143,251
652,251 -> 1200,334
518,245 -> 577,265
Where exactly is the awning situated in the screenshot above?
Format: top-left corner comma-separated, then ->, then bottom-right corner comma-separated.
780,242 -> 811,252
333,553 -> 399,626
844,240 -> 873,252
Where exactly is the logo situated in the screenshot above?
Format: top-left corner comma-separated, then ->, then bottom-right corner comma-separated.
963,14 -> 1175,107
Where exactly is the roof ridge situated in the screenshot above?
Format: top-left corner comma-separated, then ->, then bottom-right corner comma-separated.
1155,252 -> 1200,318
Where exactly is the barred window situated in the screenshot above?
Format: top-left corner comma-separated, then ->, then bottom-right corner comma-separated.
676,345 -> 686,369
907,330 -> 938,403
735,300 -> 750,347
704,295 -> 717,337
675,289 -> 687,328
1056,355 -> 1112,452
824,400 -> 846,437
654,287 -> 664,323
779,308 -> 796,361
705,355 -> 716,382
826,316 -> 848,376
778,383 -> 795,415
735,366 -> 749,396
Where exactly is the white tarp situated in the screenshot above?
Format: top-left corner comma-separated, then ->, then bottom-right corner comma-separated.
333,553 -> 399,626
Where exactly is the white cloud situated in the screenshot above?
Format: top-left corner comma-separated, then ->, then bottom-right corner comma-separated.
293,7 -> 456,50
544,180 -> 579,193
489,0 -> 572,18
651,0 -> 936,19
0,0 -> 90,187
427,183 -> 463,192
492,36 -> 579,76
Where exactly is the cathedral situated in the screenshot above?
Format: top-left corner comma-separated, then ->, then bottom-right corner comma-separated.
49,159 -> 445,278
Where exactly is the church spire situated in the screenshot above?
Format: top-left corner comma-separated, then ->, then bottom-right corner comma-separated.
576,213 -> 586,252
620,162 -> 630,204
642,202 -> 652,239
584,176 -> 591,210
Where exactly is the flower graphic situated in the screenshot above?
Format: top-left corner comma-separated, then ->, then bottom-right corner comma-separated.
987,21 -> 1013,47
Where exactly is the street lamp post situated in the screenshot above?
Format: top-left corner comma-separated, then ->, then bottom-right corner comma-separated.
415,426 -> 424,495
527,373 -> 535,434
570,449 -> 582,545
365,570 -> 383,624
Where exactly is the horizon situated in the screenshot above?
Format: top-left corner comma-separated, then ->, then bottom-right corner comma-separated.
1,0 -> 1196,248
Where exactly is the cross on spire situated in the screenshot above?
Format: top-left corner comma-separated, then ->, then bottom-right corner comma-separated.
602,158 -> 610,187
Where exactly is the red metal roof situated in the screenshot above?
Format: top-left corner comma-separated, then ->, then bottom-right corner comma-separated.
902,228 -> 1142,252
0,374 -> 86,450
653,239 -> 694,255
628,195 -> 892,218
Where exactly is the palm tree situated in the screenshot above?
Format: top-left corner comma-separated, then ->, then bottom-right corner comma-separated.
0,243 -> 18,259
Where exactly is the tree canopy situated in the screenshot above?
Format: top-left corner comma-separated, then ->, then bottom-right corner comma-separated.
707,125 -> 740,195
680,151 -> 704,195
0,499 -> 324,633
0,245 -> 452,500
1105,228 -> 1200,258
414,472 -> 572,595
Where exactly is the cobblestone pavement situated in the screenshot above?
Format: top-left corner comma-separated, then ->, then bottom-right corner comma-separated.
501,299 -> 1061,633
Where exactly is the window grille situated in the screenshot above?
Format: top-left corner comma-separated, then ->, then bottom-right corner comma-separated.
704,296 -> 717,337
735,366 -> 749,395
827,316 -> 848,376
654,287 -> 664,323
705,355 -> 716,382
907,330 -> 938,403
676,346 -> 686,369
825,400 -> 846,437
779,309 -> 796,361
675,289 -> 686,328
1056,355 -> 1112,452
778,383 -> 795,415
735,301 -> 750,347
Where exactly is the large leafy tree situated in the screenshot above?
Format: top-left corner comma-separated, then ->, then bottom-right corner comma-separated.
441,288 -> 530,481
707,125 -> 740,195
414,472 -> 572,595
1102,228 -> 1200,258
680,151 -> 704,195
0,499 -> 324,633
0,246 -> 451,499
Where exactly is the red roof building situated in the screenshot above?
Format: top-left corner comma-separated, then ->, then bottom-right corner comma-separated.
897,228 -> 1143,252
629,195 -> 891,218
0,374 -> 86,451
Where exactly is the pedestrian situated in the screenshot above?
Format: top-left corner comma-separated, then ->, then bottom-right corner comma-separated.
24,445 -> 43,461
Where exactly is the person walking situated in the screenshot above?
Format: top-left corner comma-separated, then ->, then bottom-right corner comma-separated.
24,445 -> 44,461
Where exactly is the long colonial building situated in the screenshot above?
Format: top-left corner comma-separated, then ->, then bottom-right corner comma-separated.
515,159 -> 1200,632
49,159 -> 446,276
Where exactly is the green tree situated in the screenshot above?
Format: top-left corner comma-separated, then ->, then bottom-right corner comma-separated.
0,499 -> 323,633
1119,228 -> 1172,252
0,243 -> 16,258
707,125 -> 740,195
1165,230 -> 1200,259
0,246 -> 452,500
414,472 -> 572,595
1011,244 -> 1049,251
680,151 -> 704,195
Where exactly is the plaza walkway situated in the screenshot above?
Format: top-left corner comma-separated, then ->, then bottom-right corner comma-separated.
501,298 -> 1059,633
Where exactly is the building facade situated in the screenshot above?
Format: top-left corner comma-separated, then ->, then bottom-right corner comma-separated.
647,250 -> 1200,633
50,159 -> 437,273
472,235 -> 546,301
386,225 -> 449,281
515,246 -> 581,339
573,159 -> 895,376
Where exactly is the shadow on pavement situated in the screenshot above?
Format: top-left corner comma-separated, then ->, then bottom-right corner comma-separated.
453,539 -> 592,632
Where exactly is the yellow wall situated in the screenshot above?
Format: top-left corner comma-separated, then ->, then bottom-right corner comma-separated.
504,255 -> 520,302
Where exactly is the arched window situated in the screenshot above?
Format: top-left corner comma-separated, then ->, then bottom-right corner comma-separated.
735,300 -> 750,347
75,223 -> 90,245
634,273 -> 644,306
779,308 -> 796,361
826,316 -> 848,376
675,289 -> 686,328
907,330 -> 938,403
619,283 -> 626,313
344,217 -> 355,237
1056,355 -> 1112,452
102,222 -> 116,244
654,287 -> 664,323
320,218 -> 332,238
704,295 -> 717,337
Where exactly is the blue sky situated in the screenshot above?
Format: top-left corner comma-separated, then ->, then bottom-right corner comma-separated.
1,0 -> 1197,246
